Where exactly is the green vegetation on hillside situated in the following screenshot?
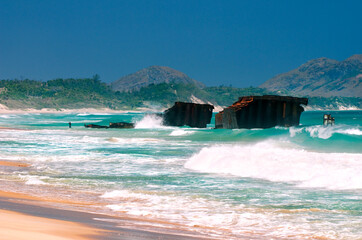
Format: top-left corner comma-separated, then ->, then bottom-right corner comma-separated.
115,82 -> 210,107
0,76 -> 122,109
204,86 -> 270,106
0,78 -> 360,110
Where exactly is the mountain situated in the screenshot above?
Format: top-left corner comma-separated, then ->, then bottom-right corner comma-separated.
110,66 -> 205,92
2,60 -> 361,111
260,54 -> 362,97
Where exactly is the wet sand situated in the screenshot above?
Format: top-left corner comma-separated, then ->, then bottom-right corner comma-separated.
0,209 -> 101,240
0,126 -> 27,130
0,190 -> 212,240
0,143 -> 217,239
0,161 -> 102,239
0,160 -> 213,239
0,160 -> 30,168
0,117 -> 216,239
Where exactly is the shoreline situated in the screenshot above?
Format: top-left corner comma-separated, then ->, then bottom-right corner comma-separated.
1,111 -> 359,239
0,106 -> 154,114
0,190 -> 215,240
0,208 -> 102,240
1,106 -> 361,114
0,160 -> 214,240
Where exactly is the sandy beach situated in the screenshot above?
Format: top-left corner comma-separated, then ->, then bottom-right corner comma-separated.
0,103 -> 174,115
0,110 -> 214,239
1,110 -> 360,239
0,108 -> 209,239
0,191 -> 211,240
0,159 -> 212,239
0,160 -> 30,168
0,104 -> 139,114
0,209 -> 101,240
0,160 -> 102,240
0,104 -> 222,114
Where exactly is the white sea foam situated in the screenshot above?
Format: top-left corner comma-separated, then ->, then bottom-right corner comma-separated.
0,114 -> 15,119
337,105 -> 359,111
77,113 -> 111,116
305,125 -> 335,139
102,189 -> 247,230
289,127 -> 303,137
169,129 -> 195,136
107,137 -> 164,144
101,190 -> 150,199
184,141 -> 362,190
23,154 -> 101,163
134,114 -> 168,129
100,189 -> 354,239
336,128 -> 362,136
305,105 -> 360,111
79,135 -> 103,144
22,176 -> 48,185
290,125 -> 362,139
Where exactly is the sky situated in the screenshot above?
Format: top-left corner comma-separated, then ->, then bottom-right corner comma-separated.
0,0 -> 361,87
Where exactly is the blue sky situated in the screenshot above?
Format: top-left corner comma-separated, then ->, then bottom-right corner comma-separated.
0,0 -> 361,87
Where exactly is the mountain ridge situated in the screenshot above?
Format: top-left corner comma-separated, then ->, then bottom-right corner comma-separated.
260,54 -> 362,97
110,66 -> 204,92
1,55 -> 361,111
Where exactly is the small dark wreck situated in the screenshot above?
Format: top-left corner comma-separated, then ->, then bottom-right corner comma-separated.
215,95 -> 308,129
84,122 -> 134,129
160,102 -> 214,128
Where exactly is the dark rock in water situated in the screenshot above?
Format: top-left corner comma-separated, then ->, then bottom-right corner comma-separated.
323,114 -> 335,126
109,122 -> 134,128
84,122 -> 134,129
84,124 -> 109,129
162,102 -> 214,128
215,95 -> 308,129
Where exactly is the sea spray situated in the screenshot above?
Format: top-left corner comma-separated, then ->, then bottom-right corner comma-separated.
135,114 -> 166,129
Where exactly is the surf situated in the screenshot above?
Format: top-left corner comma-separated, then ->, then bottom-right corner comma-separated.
185,140 -> 362,190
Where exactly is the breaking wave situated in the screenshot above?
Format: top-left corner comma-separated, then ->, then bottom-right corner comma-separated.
135,115 -> 168,129
290,125 -> 362,139
169,129 -> 195,136
184,141 -> 362,190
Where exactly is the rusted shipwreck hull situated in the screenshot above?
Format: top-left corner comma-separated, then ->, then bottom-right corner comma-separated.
215,95 -> 308,129
162,102 -> 214,128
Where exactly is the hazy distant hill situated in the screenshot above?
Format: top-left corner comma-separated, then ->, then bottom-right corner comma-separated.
260,54 -> 362,97
110,66 -> 205,92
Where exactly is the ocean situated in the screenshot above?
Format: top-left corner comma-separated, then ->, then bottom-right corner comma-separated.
0,110 -> 361,239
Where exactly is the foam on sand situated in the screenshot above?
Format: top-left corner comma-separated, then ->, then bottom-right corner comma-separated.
22,176 -> 49,185
100,188 -> 356,239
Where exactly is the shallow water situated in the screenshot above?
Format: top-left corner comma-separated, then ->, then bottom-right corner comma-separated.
0,111 -> 361,239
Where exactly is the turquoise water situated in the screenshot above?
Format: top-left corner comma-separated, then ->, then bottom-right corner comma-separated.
0,111 -> 361,239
